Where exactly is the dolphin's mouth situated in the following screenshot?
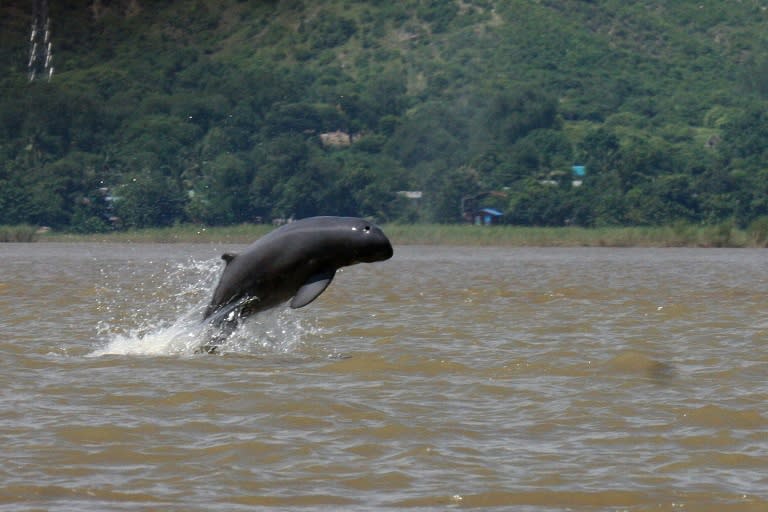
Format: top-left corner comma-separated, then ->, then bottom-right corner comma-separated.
380,244 -> 394,261
366,245 -> 393,263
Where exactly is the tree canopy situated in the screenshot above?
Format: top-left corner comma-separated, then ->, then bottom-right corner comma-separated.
1,0 -> 768,230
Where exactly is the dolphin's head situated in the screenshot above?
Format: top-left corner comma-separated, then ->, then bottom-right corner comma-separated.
344,218 -> 393,263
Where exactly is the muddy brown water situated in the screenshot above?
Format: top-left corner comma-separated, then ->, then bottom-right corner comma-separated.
1,243 -> 766,511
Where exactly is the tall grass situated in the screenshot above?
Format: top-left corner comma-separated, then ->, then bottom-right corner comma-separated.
36,222 -> 762,247
0,225 -> 39,243
746,216 -> 768,247
40,224 -> 273,244
383,223 -> 751,247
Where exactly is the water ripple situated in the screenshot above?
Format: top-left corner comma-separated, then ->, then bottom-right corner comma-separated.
0,245 -> 766,510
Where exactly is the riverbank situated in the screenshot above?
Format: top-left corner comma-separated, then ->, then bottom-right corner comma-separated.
10,221 -> 766,247
0,225 -> 40,242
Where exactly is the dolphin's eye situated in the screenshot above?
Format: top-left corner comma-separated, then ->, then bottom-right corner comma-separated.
363,225 -> 371,233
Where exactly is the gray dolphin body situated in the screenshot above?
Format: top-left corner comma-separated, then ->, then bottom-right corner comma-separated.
202,216 -> 393,336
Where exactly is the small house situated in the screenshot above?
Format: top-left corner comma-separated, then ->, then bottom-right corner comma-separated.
475,208 -> 503,226
572,165 -> 586,187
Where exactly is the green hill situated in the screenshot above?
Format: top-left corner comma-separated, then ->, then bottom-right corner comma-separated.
2,0 -> 768,231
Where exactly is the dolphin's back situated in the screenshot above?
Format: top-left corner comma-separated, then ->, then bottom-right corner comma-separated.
203,223 -> 316,318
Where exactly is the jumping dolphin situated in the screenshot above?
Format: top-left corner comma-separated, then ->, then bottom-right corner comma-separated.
201,216 -> 393,350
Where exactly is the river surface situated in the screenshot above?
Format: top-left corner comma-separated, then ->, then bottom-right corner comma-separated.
0,243 -> 766,511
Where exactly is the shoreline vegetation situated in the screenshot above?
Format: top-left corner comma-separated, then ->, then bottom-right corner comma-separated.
4,222 -> 768,248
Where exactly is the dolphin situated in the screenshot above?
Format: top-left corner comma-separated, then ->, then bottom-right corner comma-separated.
200,216 -> 393,350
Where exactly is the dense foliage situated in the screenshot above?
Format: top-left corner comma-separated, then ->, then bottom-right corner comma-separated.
2,0 -> 768,231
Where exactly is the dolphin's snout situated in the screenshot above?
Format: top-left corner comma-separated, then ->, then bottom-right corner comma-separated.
376,240 -> 394,261
371,226 -> 393,261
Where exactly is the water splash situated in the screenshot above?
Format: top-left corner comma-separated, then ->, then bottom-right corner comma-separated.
90,258 -> 319,357
200,308 -> 319,355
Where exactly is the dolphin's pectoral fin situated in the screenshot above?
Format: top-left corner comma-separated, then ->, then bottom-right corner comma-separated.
290,269 -> 336,309
221,252 -> 238,265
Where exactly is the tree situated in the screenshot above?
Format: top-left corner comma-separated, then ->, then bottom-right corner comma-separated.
577,127 -> 621,177
719,105 -> 768,170
386,102 -> 466,169
506,179 -> 576,226
114,168 -> 185,228
624,174 -> 698,225
189,153 -> 254,225
423,166 -> 481,223
484,88 -> 559,146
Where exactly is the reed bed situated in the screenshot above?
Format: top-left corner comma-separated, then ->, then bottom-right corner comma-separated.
382,222 -> 753,247
0,225 -> 39,243
31,222 -> 767,247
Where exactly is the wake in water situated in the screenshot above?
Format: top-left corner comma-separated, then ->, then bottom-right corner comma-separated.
90,258 -> 319,357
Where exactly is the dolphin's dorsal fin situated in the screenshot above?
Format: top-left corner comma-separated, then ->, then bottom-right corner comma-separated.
221,252 -> 237,265
290,269 -> 336,309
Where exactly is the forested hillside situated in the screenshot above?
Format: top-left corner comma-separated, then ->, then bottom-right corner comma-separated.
2,0 -> 768,231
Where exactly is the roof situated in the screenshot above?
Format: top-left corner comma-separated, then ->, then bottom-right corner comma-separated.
479,208 -> 503,216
